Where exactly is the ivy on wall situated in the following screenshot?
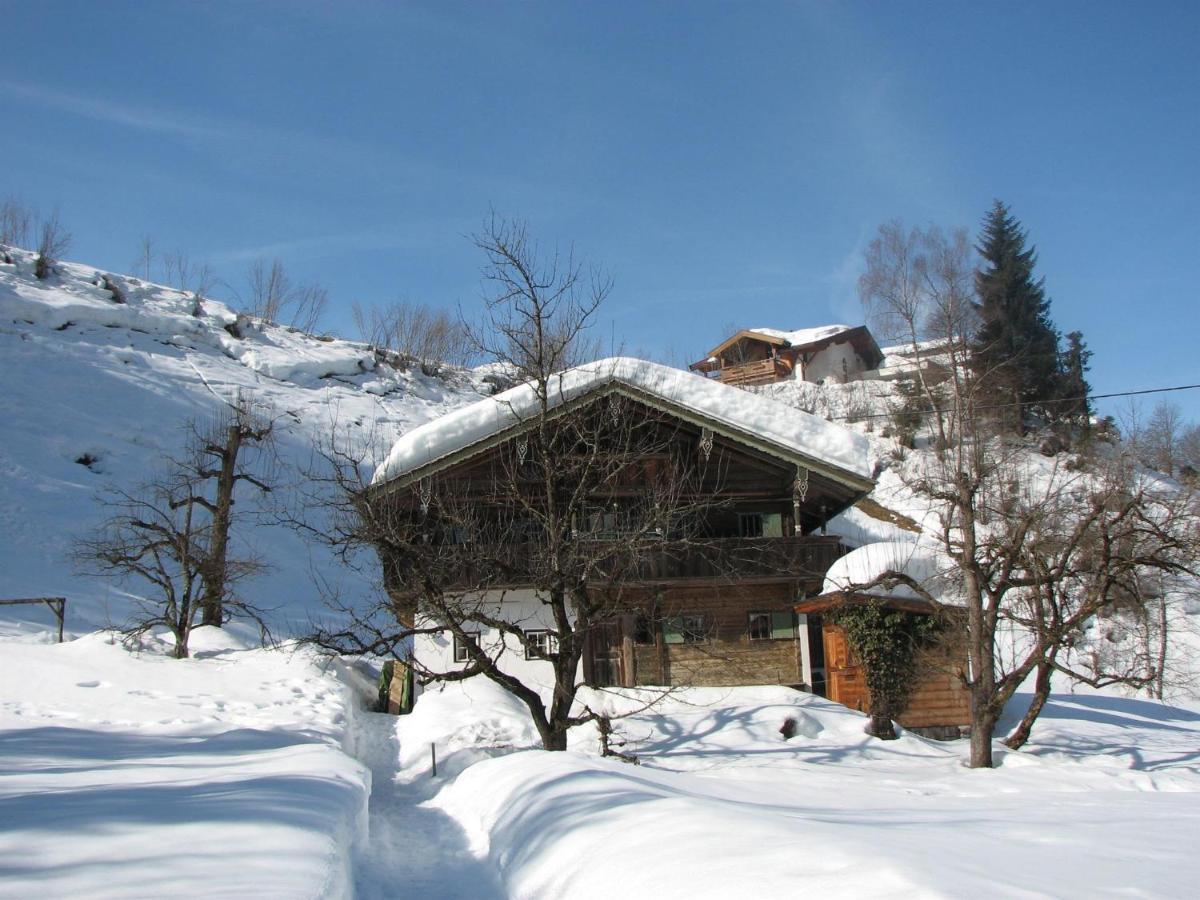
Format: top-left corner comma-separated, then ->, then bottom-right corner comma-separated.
828,600 -> 943,739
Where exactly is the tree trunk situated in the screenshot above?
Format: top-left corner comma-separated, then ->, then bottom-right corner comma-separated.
539,723 -> 568,751
1003,659 -> 1052,750
1154,598 -> 1169,701
201,423 -> 242,627
868,713 -> 897,740
969,701 -> 996,768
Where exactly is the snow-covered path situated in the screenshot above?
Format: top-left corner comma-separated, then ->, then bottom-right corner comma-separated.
349,707 -> 505,900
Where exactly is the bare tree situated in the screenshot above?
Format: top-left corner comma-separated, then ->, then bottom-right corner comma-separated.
0,197 -> 35,261
291,283 -> 329,335
997,462 -> 1198,749
302,218 -> 719,751
465,213 -> 607,381
75,481 -> 215,658
133,235 -> 155,282
34,211 -> 71,280
187,397 -> 276,626
74,398 -> 276,656
1142,401 -> 1186,477
163,250 -> 217,307
246,258 -> 291,324
352,299 -> 473,371
243,257 -> 328,332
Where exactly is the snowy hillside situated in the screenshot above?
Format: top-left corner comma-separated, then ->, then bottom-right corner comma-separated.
5,247 -> 1200,899
0,247 -> 489,638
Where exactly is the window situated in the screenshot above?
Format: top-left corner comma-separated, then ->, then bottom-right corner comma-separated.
747,611 -> 796,641
524,629 -> 559,660
748,612 -> 772,640
738,513 -> 764,538
452,631 -> 480,664
739,512 -> 782,538
634,613 -> 656,645
664,614 -> 707,644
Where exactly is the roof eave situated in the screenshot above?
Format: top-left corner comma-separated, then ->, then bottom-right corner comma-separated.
372,379 -> 874,499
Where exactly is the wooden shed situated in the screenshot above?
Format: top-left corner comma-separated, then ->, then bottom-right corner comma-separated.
796,591 -> 970,739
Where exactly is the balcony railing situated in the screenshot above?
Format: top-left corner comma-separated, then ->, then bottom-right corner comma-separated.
433,535 -> 844,587
714,358 -> 788,386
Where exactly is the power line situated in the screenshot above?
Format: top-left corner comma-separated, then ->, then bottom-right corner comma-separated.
817,382 -> 1200,422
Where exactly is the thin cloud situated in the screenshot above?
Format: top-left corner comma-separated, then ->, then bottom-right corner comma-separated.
0,81 -> 220,141
0,80 -> 449,186
210,216 -> 479,266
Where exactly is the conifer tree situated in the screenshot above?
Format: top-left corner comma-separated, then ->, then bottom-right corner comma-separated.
1054,330 -> 1092,424
970,201 -> 1060,431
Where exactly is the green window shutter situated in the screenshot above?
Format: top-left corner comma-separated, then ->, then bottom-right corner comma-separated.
762,512 -> 783,538
770,611 -> 796,640
663,616 -> 685,644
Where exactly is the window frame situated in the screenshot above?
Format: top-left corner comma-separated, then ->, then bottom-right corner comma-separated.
680,613 -> 707,643
524,629 -> 559,660
452,630 -> 480,664
748,610 -> 797,641
747,611 -> 772,641
738,512 -> 764,538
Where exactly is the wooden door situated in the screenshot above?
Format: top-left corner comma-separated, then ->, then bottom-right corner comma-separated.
587,620 -> 623,687
822,623 -> 868,712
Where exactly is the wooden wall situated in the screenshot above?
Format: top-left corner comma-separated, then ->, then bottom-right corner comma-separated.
822,622 -> 970,730
608,581 -> 815,688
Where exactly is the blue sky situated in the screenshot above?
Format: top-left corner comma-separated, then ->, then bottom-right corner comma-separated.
3,1 -> 1197,420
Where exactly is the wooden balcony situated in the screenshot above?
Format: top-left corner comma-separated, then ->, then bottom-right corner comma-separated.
713,358 -> 788,386
437,535 -> 844,587
611,534 -> 843,582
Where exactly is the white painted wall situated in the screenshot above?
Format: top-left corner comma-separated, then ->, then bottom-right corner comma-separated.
796,612 -> 813,687
798,340 -> 868,385
411,589 -> 573,701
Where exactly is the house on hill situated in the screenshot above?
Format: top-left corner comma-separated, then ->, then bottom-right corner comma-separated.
369,358 -> 875,705
689,324 -> 884,388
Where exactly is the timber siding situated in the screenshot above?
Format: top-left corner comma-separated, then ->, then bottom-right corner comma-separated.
618,582 -> 813,688
821,620 -> 970,731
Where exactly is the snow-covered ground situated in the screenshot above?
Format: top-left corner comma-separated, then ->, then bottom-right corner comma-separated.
417,680 -> 1200,899
0,626 -> 370,898
5,621 -> 1199,899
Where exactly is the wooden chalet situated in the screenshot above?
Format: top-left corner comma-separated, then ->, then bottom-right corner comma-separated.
690,324 -> 884,388
370,358 -> 875,696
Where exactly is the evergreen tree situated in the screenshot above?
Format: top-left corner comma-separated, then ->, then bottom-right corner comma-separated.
1054,330 -> 1092,424
970,201 -> 1060,431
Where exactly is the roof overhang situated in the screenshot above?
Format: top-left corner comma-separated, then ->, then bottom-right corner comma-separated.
690,330 -> 790,370
796,590 -> 949,616
372,379 -> 875,501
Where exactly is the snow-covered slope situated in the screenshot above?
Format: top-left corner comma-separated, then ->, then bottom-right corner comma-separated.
0,247 -> 489,637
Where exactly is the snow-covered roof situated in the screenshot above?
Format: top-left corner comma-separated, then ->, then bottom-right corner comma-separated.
373,357 -> 873,486
751,324 -> 857,348
878,338 -> 952,358
820,540 -> 963,607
